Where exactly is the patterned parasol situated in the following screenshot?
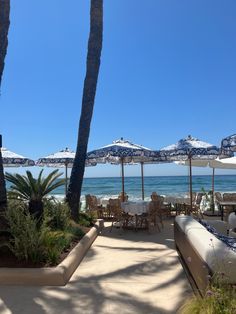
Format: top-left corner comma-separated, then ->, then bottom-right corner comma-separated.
1,147 -> 35,167
221,134 -> 236,152
87,138 -> 165,200
160,135 -> 228,210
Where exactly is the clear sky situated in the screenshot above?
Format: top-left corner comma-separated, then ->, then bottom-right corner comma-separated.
1,0 -> 236,178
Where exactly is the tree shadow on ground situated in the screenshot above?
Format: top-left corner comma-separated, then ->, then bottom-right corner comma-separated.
0,218 -> 192,314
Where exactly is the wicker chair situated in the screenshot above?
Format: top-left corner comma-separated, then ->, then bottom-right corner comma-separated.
109,198 -> 132,232
150,192 -> 158,201
118,192 -> 129,202
139,200 -> 163,232
85,194 -> 103,218
151,193 -> 171,219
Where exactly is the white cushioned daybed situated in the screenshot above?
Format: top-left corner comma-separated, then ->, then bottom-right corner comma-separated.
174,215 -> 236,294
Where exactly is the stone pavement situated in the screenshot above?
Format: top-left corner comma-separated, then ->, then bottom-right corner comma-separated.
0,219 -> 192,314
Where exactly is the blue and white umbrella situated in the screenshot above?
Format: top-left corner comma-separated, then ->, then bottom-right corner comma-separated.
36,148 -> 95,193
221,134 -> 236,152
1,147 -> 35,167
87,138 -> 164,200
160,135 -> 228,210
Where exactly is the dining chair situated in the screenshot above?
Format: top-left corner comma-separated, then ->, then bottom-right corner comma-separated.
139,200 -> 163,232
109,198 -> 132,232
118,192 -> 129,202
85,194 -> 104,219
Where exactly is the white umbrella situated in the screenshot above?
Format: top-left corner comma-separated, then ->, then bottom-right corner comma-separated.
36,148 -> 95,194
1,147 -> 35,167
160,135 -> 227,210
176,156 -> 236,211
221,134 -> 236,152
36,148 -> 75,193
176,156 -> 235,194
87,138 -> 162,200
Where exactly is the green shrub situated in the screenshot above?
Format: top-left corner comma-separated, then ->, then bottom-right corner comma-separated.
43,199 -> 70,231
179,285 -> 236,314
5,200 -> 87,266
78,212 -> 94,227
41,230 -> 73,265
67,225 -> 85,239
6,202 -> 44,263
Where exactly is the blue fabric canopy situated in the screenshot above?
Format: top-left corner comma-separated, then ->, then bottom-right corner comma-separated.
86,138 -> 166,164
160,135 -> 230,211
1,147 -> 35,167
221,134 -> 236,152
160,135 -> 223,161
86,138 -> 167,200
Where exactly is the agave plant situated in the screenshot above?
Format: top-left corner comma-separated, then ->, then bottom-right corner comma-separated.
5,169 -> 65,219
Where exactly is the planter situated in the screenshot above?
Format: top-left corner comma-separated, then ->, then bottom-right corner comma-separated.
0,219 -> 104,286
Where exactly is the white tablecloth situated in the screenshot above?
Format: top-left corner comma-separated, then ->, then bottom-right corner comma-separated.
121,201 -> 149,215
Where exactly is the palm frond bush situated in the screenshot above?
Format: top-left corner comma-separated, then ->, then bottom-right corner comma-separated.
5,169 -> 65,219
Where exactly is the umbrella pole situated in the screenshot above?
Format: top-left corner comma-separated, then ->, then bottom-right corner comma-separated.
189,156 -> 193,212
121,158 -> 125,202
141,162 -> 144,200
65,163 -> 68,194
212,167 -> 215,213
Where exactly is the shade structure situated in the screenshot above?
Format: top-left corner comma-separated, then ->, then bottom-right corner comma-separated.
221,134 -> 236,152
1,147 -> 35,167
86,138 -> 163,200
175,156 -> 236,207
36,148 -> 95,194
160,135 -> 228,210
36,147 -> 75,193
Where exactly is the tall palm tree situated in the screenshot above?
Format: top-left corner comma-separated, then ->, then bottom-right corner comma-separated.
66,0 -> 103,220
0,0 -> 10,219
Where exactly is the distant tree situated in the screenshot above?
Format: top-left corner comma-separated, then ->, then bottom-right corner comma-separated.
0,0 -> 10,225
66,0 -> 103,220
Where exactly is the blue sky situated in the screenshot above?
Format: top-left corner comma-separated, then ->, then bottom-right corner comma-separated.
1,0 -> 236,177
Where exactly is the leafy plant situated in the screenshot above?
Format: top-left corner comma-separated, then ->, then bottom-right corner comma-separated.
179,285 -> 236,314
43,199 -> 70,231
41,230 -> 73,265
5,202 -> 45,263
78,212 -> 94,227
6,169 -> 65,219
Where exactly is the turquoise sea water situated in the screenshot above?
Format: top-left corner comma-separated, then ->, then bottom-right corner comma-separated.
7,175 -> 236,201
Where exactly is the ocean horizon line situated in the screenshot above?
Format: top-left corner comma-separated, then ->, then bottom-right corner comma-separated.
83,174 -> 236,179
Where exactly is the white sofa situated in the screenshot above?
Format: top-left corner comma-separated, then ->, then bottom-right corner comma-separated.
174,215 -> 236,294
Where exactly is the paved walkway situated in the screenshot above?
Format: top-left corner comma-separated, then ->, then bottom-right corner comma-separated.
0,219 -> 192,314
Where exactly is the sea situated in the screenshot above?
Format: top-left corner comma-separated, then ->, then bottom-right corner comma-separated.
6,175 -> 236,202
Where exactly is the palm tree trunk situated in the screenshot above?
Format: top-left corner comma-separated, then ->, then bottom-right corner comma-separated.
0,0 -> 10,86
66,0 -> 103,220
0,1 -> 10,222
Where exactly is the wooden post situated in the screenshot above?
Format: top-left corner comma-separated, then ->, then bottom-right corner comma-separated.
141,162 -> 144,200
212,167 -> 215,212
65,162 -> 68,194
189,156 -> 193,212
121,157 -> 125,202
